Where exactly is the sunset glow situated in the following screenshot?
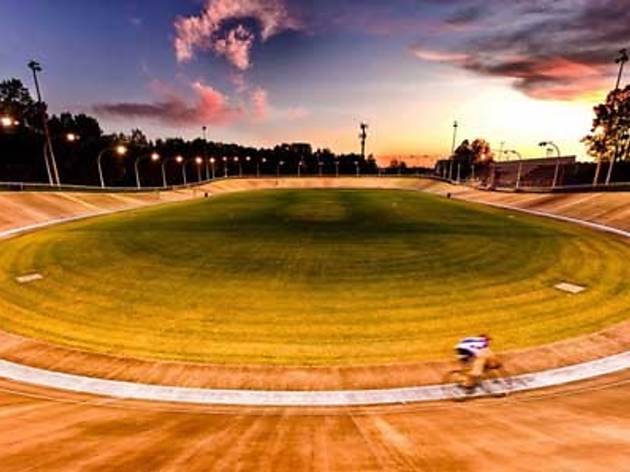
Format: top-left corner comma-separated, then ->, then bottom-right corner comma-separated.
1,0 -> 627,163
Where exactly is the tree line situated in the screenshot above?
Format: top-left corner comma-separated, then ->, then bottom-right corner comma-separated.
0,78 -> 387,187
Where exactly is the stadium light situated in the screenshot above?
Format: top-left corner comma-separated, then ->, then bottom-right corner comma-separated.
177,156 -> 189,185
160,155 -> 183,188
222,156 -> 228,178
209,157 -> 216,179
1,116 -> 18,128
539,141 -> 561,188
195,156 -> 203,182
97,144 -> 128,188
506,150 -> 522,160
66,133 -> 79,142
234,156 -> 242,177
134,152 -> 160,189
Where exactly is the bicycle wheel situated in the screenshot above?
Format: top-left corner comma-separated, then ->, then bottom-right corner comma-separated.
479,369 -> 511,397
443,370 -> 470,401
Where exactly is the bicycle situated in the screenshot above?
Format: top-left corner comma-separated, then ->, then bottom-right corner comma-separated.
443,366 -> 513,401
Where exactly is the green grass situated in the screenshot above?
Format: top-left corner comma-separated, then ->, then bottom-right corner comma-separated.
0,189 -> 628,365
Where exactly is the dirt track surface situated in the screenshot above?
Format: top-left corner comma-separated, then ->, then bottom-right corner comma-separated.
0,371 -> 628,471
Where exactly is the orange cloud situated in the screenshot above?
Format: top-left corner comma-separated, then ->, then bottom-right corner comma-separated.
94,81 -> 243,126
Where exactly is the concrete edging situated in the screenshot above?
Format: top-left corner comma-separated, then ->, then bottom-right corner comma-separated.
0,352 -> 628,406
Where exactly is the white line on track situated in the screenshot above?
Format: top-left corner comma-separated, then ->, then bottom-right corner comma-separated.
0,352 -> 629,406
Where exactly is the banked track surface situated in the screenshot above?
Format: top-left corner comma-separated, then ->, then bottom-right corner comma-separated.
0,352 -> 629,406
0,180 -> 628,405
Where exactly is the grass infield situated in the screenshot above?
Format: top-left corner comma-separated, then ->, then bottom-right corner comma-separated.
0,189 -> 628,365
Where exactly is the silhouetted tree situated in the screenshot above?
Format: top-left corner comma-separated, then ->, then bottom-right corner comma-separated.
583,85 -> 630,164
0,79 -> 36,123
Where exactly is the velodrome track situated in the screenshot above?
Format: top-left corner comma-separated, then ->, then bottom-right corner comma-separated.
0,370 -> 629,470
0,178 -> 629,469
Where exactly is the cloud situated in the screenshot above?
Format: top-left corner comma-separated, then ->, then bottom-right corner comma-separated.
412,48 -> 468,63
93,81 -> 304,127
174,0 -> 300,70
94,81 -> 243,126
250,87 -> 269,121
412,0 -> 627,100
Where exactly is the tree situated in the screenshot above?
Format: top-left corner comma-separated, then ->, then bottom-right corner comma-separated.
452,139 -> 493,165
470,139 -> 493,163
0,79 -> 35,121
583,85 -> 630,165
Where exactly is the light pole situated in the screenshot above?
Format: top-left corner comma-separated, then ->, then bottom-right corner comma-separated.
354,160 -> 360,177
134,152 -> 160,189
201,126 -> 210,181
97,145 -> 127,188
277,160 -> 284,177
28,60 -> 60,186
161,155 -> 184,188
298,160 -> 304,177
194,157 -> 203,182
245,156 -> 251,176
539,141 -> 561,188
256,157 -> 266,178
222,157 -> 228,177
335,159 -> 340,177
182,157 -> 191,185
452,120 -> 459,182
600,50 -> 630,186
209,157 -> 216,179
451,120 -> 459,154
234,157 -> 242,177
614,48 -> 628,90
506,150 -> 522,160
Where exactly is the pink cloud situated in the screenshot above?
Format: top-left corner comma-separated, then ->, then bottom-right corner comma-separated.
411,48 -> 469,63
284,106 -> 309,120
174,0 -> 300,70
94,81 -> 243,126
250,87 -> 269,121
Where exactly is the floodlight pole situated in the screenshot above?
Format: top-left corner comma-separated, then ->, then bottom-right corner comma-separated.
359,123 -> 368,160
614,48 -> 628,91
602,49 -> 630,186
539,141 -> 562,188
28,60 -> 60,186
451,120 -> 458,154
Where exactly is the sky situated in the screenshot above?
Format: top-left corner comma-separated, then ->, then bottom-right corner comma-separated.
1,0 -> 627,164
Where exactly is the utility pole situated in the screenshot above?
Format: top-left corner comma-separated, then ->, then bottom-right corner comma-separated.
359,123 -> 368,161
28,60 -> 60,186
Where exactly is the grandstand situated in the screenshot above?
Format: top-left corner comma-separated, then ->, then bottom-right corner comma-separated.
486,156 -> 577,189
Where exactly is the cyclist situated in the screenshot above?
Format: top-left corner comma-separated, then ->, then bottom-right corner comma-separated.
454,334 -> 502,390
